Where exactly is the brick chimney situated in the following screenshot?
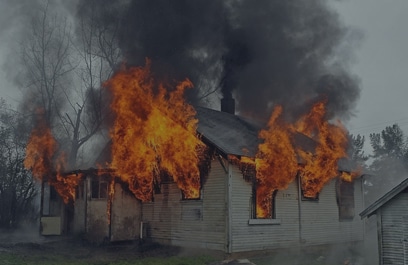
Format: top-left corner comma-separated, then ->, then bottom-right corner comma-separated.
221,96 -> 235,115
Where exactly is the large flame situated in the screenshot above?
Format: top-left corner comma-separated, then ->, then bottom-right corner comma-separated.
24,111 -> 80,203
255,106 -> 298,218
295,100 -> 349,198
236,99 -> 353,218
105,61 -> 204,202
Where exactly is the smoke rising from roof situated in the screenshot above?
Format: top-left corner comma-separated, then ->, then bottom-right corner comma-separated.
82,0 -> 361,121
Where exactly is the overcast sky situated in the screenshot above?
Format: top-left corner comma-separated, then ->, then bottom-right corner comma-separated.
0,0 -> 407,153
332,0 -> 408,137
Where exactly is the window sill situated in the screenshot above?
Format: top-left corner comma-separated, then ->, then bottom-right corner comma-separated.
248,219 -> 281,225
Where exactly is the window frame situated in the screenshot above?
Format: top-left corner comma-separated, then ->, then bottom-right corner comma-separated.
249,178 -> 280,223
91,180 -> 108,199
336,177 -> 355,221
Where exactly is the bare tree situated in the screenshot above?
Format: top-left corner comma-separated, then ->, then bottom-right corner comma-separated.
20,1 -> 73,125
0,99 -> 37,229
19,1 -> 121,169
58,0 -> 122,168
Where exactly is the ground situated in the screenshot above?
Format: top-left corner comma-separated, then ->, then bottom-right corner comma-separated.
0,228 -> 368,265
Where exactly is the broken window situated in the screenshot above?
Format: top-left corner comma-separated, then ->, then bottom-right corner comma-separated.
336,178 -> 355,221
300,175 -> 319,201
91,180 -> 108,199
252,179 -> 278,219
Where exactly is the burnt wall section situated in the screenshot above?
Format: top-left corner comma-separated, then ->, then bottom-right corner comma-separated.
73,176 -> 142,243
142,159 -> 228,251
110,183 -> 141,241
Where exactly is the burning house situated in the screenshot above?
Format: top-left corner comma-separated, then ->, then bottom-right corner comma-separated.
22,0 -> 365,254
29,64 -> 364,253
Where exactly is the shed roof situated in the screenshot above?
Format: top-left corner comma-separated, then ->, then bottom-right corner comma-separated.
360,177 -> 408,219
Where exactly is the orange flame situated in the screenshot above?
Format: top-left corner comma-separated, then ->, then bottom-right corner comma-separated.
295,100 -> 348,198
255,106 -> 298,218
24,115 -> 57,179
24,110 -> 81,203
105,61 -> 204,202
235,99 -> 355,218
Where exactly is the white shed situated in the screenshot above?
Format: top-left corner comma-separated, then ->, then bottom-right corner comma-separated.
360,177 -> 408,265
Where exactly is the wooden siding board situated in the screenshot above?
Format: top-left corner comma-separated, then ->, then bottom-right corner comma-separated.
230,164 -> 364,252
300,179 -> 364,246
142,160 -> 227,251
378,193 -> 408,265
230,165 -> 301,252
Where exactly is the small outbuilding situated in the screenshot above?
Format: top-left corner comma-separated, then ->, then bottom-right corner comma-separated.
360,177 -> 408,265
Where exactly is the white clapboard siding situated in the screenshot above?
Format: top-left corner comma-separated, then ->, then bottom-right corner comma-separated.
230,164 -> 300,252
380,192 -> 408,265
300,179 -> 364,246
230,163 -> 364,252
142,159 -> 228,251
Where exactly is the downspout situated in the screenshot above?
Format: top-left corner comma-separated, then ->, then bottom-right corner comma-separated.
297,174 -> 303,244
227,162 -> 233,253
39,180 -> 45,235
140,201 -> 144,242
84,177 -> 88,235
108,180 -> 115,241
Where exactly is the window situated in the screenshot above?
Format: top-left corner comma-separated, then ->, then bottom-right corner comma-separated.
251,182 -> 278,219
50,185 -> 58,201
91,180 -> 108,199
249,182 -> 280,225
336,178 -> 355,221
300,175 -> 319,201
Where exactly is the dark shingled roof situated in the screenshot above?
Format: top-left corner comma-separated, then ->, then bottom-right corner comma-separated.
95,107 -> 357,173
195,107 -> 261,157
195,107 -> 357,173
195,107 -> 318,158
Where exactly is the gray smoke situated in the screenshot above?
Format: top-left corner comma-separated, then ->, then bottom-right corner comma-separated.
77,0 -> 361,121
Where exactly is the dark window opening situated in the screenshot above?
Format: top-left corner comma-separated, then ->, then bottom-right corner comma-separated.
336,178 -> 355,221
50,186 -> 58,201
91,180 -> 108,199
153,179 -> 161,195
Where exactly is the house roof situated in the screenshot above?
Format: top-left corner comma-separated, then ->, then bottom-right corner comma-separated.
195,107 -> 261,157
94,106 -> 358,173
360,177 -> 408,219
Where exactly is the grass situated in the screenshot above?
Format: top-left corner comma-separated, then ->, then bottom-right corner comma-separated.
0,252 -> 216,265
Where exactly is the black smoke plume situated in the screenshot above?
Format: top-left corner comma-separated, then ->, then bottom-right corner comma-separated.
77,0 -> 361,121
